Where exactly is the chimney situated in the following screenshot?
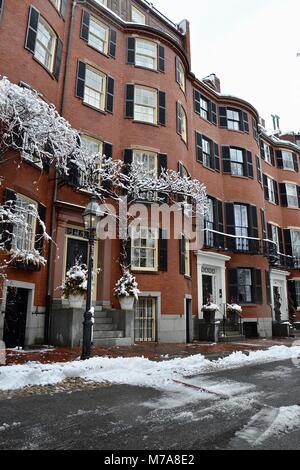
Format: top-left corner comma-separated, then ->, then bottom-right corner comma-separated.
271,114 -> 281,135
202,74 -> 221,93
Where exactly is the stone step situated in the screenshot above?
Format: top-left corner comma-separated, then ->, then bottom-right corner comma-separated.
93,311 -> 109,319
93,337 -> 132,347
219,335 -> 246,343
94,317 -> 113,325
93,323 -> 118,331
93,306 -> 103,312
93,330 -> 124,339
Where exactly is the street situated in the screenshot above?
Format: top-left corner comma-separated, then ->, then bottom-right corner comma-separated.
0,358 -> 300,450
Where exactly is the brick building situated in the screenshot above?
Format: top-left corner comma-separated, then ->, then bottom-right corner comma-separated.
0,0 -> 300,347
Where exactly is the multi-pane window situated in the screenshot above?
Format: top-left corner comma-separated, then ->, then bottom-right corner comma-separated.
134,298 -> 157,342
270,224 -> 280,252
238,269 -> 252,303
291,230 -> 300,260
295,281 -> 300,308
88,16 -> 109,54
131,5 -> 146,24
286,183 -> 298,208
227,109 -> 240,131
176,58 -> 185,92
80,135 -> 102,187
230,148 -> 244,176
282,151 -> 295,170
177,103 -> 187,143
34,17 -> 56,72
264,143 -> 272,164
12,194 -> 37,252
132,150 -> 158,176
135,39 -> 157,70
200,97 -> 208,120
234,204 -> 249,251
267,176 -> 276,203
131,227 -> 158,271
205,198 -> 214,247
202,138 -> 211,168
134,86 -> 157,124
84,65 -> 106,110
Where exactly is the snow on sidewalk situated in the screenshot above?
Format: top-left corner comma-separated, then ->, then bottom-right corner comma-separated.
0,345 -> 299,392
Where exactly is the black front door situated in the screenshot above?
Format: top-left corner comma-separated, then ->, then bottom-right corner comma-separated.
3,287 -> 29,349
186,299 -> 192,343
202,275 -> 213,305
66,238 -> 88,273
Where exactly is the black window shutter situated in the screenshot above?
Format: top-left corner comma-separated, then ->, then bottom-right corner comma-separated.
222,146 -> 231,173
60,0 -> 67,18
194,89 -> 201,114
246,151 -> 253,178
211,102 -> 217,125
288,280 -> 297,309
158,228 -> 168,272
2,189 -> 17,251
106,76 -> 114,113
293,153 -> 299,172
179,236 -> 185,275
175,56 -> 180,84
278,228 -> 284,254
76,61 -> 86,99
102,142 -> 113,192
125,84 -> 134,118
158,91 -> 166,126
214,143 -> 220,172
176,102 -> 182,135
267,223 -> 273,242
123,149 -> 133,175
228,269 -> 238,304
256,155 -> 262,183
252,117 -> 258,141
263,174 -> 269,201
219,107 -> 227,128
274,181 -> 279,205
158,45 -> 165,72
253,269 -> 262,304
284,229 -> 293,256
279,183 -> 288,207
123,238 -> 131,268
0,0 -> 3,18
80,10 -> 90,42
243,112 -> 249,133
260,139 -> 265,160
158,154 -> 167,175
68,160 -> 80,187
276,150 -> 283,168
53,37 -> 63,81
297,186 -> 300,208
215,200 -> 225,249
127,37 -> 135,64
109,29 -> 117,58
35,203 -> 46,255
225,202 -> 235,251
261,208 -> 266,239
265,271 -> 271,305
239,111 -> 244,132
207,101 -> 212,123
270,147 -> 275,166
195,132 -> 203,163
25,6 -> 40,53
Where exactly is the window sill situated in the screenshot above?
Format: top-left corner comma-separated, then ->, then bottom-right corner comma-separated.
131,120 -> 159,128
220,127 -> 246,135
184,275 -> 192,280
286,206 -> 300,210
133,64 -> 159,74
85,42 -> 111,60
194,112 -> 216,127
131,269 -> 159,275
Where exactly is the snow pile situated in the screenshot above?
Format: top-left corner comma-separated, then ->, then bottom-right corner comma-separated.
0,345 -> 299,392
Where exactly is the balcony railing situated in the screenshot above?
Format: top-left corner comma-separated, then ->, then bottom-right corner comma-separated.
203,229 -> 297,268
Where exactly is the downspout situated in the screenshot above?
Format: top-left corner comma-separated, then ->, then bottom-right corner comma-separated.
44,0 -> 86,343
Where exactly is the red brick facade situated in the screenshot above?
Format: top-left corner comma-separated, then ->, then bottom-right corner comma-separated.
0,0 -> 300,344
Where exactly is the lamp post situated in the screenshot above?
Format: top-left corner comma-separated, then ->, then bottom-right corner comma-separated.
81,195 -> 100,361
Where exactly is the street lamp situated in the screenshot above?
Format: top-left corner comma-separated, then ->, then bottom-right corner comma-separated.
81,195 -> 100,360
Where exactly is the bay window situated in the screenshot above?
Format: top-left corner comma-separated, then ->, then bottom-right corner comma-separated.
230,148 -> 244,176
135,39 -> 157,70
34,17 -> 56,72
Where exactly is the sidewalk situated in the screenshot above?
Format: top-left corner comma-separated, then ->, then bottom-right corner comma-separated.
2,337 -> 298,366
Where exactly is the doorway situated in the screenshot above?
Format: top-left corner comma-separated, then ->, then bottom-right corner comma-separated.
3,287 -> 29,349
134,298 -> 157,342
186,298 -> 192,343
202,275 -> 214,304
66,238 -> 88,273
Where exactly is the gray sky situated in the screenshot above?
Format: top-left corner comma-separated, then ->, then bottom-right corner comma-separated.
154,0 -> 300,132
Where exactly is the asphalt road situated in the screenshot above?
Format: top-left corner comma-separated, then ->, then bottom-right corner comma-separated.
0,358 -> 300,450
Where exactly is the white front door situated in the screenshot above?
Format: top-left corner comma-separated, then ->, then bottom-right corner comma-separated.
270,271 -> 289,322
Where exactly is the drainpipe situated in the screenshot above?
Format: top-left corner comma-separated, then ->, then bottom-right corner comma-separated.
44,0 -> 87,343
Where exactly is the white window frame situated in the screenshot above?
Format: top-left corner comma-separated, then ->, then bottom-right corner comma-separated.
135,39 -> 157,70
178,103 -> 187,143
267,176 -> 276,203
291,230 -> 300,260
50,0 -> 61,11
80,135 -> 103,188
264,142 -> 272,164
177,58 -> 186,93
134,85 -> 157,125
282,150 -> 295,171
286,183 -> 298,208
227,109 -> 240,131
83,65 -> 107,111
202,137 -> 211,168
230,148 -> 244,176
34,16 -> 57,73
88,16 -> 109,54
131,227 -> 158,272
132,149 -> 158,176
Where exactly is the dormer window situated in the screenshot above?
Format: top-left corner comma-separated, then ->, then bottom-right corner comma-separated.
131,5 -> 146,24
